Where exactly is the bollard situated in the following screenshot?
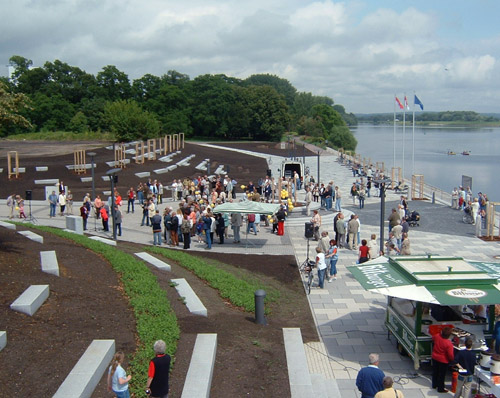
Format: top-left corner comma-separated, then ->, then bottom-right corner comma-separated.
432,191 -> 435,204
254,289 -> 267,325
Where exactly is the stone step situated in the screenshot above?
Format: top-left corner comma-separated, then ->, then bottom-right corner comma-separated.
40,250 -> 60,276
89,236 -> 117,246
66,215 -> 83,235
135,172 -> 151,178
10,285 -> 50,316
283,328 -> 314,397
18,230 -> 44,243
36,166 -> 48,172
0,221 -> 16,230
181,334 -> 217,398
171,278 -> 207,317
134,252 -> 171,271
35,178 -> 59,185
52,339 -> 115,398
65,164 -> 96,170
80,177 -> 93,183
0,331 -> 6,351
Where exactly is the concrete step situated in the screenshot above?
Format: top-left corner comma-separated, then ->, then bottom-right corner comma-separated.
171,278 -> 207,317
0,221 -> 16,230
134,252 -> 171,271
181,334 -> 217,398
40,250 -> 60,276
18,230 -> 44,243
53,339 -> 115,398
89,236 -> 116,246
10,285 -> 50,316
283,328 -> 314,398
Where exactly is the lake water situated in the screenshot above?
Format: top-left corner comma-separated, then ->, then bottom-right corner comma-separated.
351,124 -> 500,201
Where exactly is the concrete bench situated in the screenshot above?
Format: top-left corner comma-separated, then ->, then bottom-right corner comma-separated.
18,230 -> 44,243
105,159 -> 130,167
0,331 -> 6,351
0,221 -> 16,230
80,177 -> 93,182
158,155 -> 174,163
35,178 -> 59,185
53,339 -> 115,398
65,164 -> 96,170
12,167 -> 26,173
135,252 -> 171,271
40,250 -> 60,276
36,166 -> 48,172
195,159 -> 209,171
214,165 -> 226,175
181,334 -> 217,398
89,236 -> 117,246
171,278 -> 207,316
66,215 -> 83,235
135,171 -> 151,178
153,168 -> 170,174
10,285 -> 50,316
166,165 -> 178,171
283,328 -> 314,397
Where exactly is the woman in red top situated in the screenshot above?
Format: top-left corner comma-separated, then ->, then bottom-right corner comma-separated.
431,327 -> 454,393
358,239 -> 370,263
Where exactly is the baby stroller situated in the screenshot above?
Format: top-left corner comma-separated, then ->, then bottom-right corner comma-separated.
407,210 -> 420,227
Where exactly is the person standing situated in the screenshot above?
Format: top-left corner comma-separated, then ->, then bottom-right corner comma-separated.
80,202 -> 89,231
127,187 -> 135,213
336,213 -> 346,248
326,239 -> 338,282
169,210 -> 179,246
453,338 -> 476,398
58,190 -> 67,216
317,231 -> 330,254
367,234 -> 379,259
247,213 -> 257,235
400,233 -> 411,255
66,190 -> 74,214
311,210 -> 321,241
348,214 -> 359,250
146,340 -> 171,398
374,376 -> 404,398
107,351 -> 131,398
141,200 -> 150,226
231,212 -> 242,243
305,187 -> 313,217
388,208 -> 400,234
334,186 -> 342,212
48,191 -> 57,217
148,200 -> 156,226
202,211 -> 212,249
114,206 -> 122,237
276,205 -> 286,236
7,193 -> 16,219
100,206 -> 109,231
215,213 -> 225,244
151,210 -> 162,246
356,353 -> 385,398
181,213 -> 191,249
315,246 -> 327,289
432,326 -> 454,393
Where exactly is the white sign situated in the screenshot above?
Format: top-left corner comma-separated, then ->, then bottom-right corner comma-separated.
446,288 -> 487,299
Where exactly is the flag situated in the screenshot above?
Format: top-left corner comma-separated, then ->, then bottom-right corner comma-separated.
404,96 -> 410,110
395,96 -> 404,109
414,95 -> 424,110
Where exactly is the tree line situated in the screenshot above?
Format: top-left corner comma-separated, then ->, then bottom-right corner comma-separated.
0,55 -> 357,150
357,111 -> 499,124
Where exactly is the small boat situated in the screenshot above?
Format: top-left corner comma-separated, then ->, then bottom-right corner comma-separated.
462,151 -> 471,156
447,151 -> 456,155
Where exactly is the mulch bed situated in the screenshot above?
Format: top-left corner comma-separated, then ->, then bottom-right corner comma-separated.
0,227 -> 317,398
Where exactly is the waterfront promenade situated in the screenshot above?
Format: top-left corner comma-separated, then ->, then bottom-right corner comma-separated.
1,143 -> 498,397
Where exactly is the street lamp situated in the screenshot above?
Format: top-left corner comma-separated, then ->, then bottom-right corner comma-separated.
88,152 -> 96,201
106,168 -> 121,240
373,177 -> 392,254
317,150 -> 320,183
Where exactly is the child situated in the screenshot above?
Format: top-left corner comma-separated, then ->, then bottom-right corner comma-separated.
107,351 -> 131,398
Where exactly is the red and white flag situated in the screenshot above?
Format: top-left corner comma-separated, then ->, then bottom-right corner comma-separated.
404,96 -> 410,110
395,97 -> 404,109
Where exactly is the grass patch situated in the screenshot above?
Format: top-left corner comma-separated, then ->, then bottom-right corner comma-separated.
18,223 -> 179,396
147,247 -> 280,313
4,130 -> 115,141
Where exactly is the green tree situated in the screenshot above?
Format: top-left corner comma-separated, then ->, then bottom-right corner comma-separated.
103,100 -> 160,142
28,92 -> 75,131
244,74 -> 297,107
69,111 -> 89,133
310,104 -> 357,150
0,81 -> 32,135
97,65 -> 131,101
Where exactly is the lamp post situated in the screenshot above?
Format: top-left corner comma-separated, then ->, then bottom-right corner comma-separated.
106,168 -> 121,240
374,177 -> 392,254
88,152 -> 96,201
317,150 -> 320,184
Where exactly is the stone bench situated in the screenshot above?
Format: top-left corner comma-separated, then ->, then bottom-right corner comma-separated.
135,172 -> 151,178
53,339 -> 115,398
171,278 -> 207,316
66,164 -> 96,170
195,159 -> 209,171
80,177 -> 93,182
166,165 -> 178,171
18,230 -> 44,243
12,167 -> 26,173
36,166 -> 48,172
181,334 -> 217,398
89,236 -> 117,246
105,159 -> 130,167
66,215 -> 83,235
10,285 -> 50,316
214,165 -> 226,175
40,250 -> 60,276
0,331 -> 6,351
135,252 -> 171,271
159,155 -> 174,163
153,168 -> 170,174
0,221 -> 16,230
283,328 -> 314,397
35,178 -> 59,185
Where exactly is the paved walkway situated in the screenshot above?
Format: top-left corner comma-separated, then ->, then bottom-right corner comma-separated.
2,143 -> 498,397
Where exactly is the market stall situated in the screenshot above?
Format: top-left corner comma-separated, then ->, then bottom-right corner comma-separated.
348,255 -> 500,369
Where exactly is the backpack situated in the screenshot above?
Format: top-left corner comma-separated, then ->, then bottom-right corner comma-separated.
248,214 -> 255,222
181,219 -> 191,233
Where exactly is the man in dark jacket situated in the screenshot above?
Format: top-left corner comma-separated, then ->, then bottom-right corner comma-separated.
151,210 -> 162,246
146,340 -> 171,398
356,353 -> 385,398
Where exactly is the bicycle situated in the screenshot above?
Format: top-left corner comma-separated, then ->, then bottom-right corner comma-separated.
299,238 -> 316,294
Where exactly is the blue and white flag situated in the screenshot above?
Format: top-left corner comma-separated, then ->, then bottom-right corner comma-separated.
414,95 -> 424,110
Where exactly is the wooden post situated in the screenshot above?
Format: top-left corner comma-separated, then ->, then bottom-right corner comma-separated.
146,138 -> 156,160
158,137 -> 165,156
172,134 -> 179,151
114,144 -> 126,168
73,150 -> 86,174
135,141 -> 145,164
7,151 -> 19,179
166,135 -> 172,153
179,132 -> 185,149
391,167 -> 401,190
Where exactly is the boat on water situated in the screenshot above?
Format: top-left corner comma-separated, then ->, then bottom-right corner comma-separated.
447,150 -> 456,155
462,150 -> 471,156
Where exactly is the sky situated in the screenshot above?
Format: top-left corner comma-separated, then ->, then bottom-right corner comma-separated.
1,0 -> 499,114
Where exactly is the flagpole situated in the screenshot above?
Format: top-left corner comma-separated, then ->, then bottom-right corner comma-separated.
402,94 -> 406,183
412,92 -> 416,179
393,95 -> 396,172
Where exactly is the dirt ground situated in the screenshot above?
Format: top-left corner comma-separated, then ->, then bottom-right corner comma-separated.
0,140 -> 316,202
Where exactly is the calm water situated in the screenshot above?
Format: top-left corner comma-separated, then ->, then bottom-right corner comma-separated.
352,124 -> 500,201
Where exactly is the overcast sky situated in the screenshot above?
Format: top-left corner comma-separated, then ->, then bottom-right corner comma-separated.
1,0 -> 499,114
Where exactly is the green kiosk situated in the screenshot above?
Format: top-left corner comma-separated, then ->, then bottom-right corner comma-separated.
348,255 -> 500,369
